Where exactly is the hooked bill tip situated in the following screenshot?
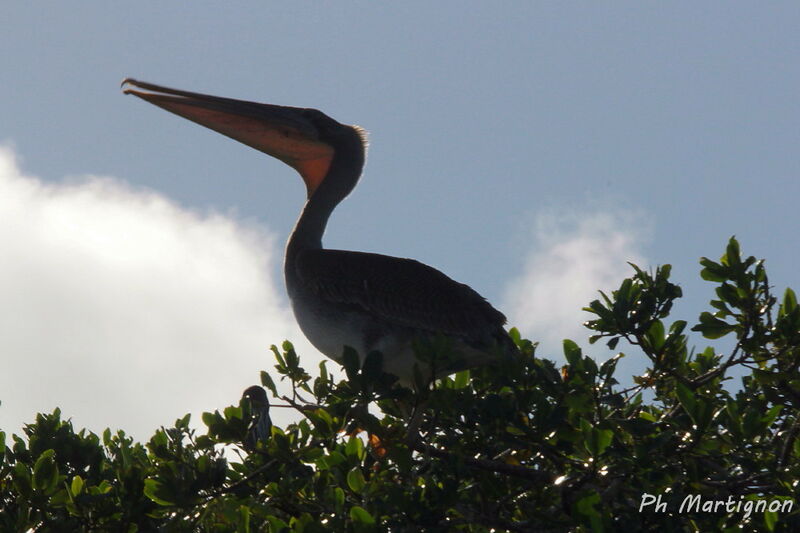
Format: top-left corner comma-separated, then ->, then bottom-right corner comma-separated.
120,77 -> 140,91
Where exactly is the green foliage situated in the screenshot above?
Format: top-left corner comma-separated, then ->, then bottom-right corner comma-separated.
1,238 -> 799,531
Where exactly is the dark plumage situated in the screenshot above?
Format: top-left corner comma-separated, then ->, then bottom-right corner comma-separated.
296,249 -> 506,338
241,386 -> 271,452
123,79 -> 517,385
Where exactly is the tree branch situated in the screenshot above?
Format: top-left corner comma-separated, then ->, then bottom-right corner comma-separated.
409,440 -> 553,484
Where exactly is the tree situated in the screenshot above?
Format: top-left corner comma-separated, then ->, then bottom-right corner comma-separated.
1,238 -> 799,532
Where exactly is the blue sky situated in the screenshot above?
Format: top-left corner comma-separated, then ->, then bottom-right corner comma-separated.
2,2 -> 799,439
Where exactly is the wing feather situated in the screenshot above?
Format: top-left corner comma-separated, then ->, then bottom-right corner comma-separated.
294,249 -> 506,339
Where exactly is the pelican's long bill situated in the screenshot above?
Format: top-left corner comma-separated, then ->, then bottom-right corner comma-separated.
121,78 -> 334,195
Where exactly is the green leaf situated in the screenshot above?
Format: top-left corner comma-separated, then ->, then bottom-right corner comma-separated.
675,383 -> 697,423
316,450 -> 346,470
616,278 -> 633,307
656,263 -> 672,282
151,429 -> 168,448
639,411 -> 657,422
223,405 -> 244,421
310,408 -> 334,433
761,405 -> 782,428
143,478 -> 175,506
260,371 -> 278,397
675,382 -> 696,411
362,351 -> 383,381
349,505 -> 375,525
645,320 -> 665,351
13,463 -> 32,497
585,298 -> 614,323
716,283 -> 740,307
595,428 -> 613,455
669,320 -> 687,335
342,346 -> 361,380
576,491 -> 600,515
782,288 -> 798,314
32,449 -> 59,494
266,516 -> 289,532
764,508 -> 777,531
723,237 -> 741,267
334,487 -> 346,511
580,419 -> 612,456
345,436 -> 365,460
580,419 -> 593,448
563,339 -> 582,366
271,344 -> 287,368
239,505 -> 251,533
691,312 -> 736,339
70,475 -> 84,496
699,257 -> 727,282
453,369 -> 470,389
347,467 -> 366,493
505,425 -> 526,436
575,491 -> 602,531
628,262 -> 645,277
96,480 -> 113,494
742,407 -> 763,439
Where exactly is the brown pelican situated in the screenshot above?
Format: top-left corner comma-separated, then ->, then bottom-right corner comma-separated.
122,79 -> 516,385
241,385 -> 271,452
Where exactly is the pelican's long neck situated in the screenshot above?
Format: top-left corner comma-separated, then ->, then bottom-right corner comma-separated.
287,188 -> 338,253
284,148 -> 364,291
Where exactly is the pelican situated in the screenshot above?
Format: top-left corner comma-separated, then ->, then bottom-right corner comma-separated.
122,79 -> 516,385
241,385 -> 271,452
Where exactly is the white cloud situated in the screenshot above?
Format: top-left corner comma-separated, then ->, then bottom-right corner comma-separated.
503,209 -> 648,360
0,146 -> 319,441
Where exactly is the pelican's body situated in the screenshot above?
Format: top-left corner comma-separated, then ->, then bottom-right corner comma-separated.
123,79 -> 515,384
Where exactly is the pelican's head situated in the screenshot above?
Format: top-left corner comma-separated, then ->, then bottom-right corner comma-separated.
122,79 -> 366,199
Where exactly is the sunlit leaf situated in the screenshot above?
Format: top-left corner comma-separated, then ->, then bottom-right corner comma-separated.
143,478 -> 175,506
349,505 -> 375,524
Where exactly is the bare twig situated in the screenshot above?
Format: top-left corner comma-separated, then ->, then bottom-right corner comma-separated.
280,395 -> 322,413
